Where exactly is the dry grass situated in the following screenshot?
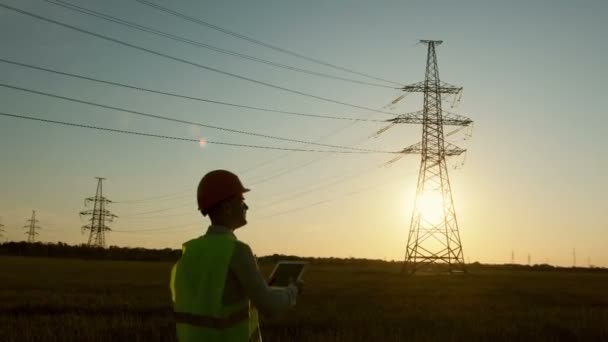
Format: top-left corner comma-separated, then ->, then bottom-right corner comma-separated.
1,256 -> 607,341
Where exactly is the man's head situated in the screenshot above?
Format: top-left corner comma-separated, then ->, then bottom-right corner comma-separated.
197,170 -> 250,230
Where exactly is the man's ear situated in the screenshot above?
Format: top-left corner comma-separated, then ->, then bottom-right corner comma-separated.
220,201 -> 232,216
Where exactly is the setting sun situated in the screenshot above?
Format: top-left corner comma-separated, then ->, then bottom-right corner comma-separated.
417,191 -> 445,224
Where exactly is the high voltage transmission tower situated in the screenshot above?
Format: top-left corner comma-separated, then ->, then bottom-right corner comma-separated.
0,216 -> 5,241
385,40 -> 472,274
24,210 -> 41,243
80,177 -> 117,248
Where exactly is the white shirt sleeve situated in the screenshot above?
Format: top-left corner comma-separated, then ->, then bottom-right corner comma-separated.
231,243 -> 298,317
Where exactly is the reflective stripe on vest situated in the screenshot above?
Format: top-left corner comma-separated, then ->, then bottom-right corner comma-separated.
173,306 -> 249,330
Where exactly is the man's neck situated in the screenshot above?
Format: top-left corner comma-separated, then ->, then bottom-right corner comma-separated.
208,224 -> 235,231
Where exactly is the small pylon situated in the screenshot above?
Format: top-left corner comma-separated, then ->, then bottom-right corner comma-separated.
0,216 -> 6,241
24,210 -> 41,243
80,177 -> 117,248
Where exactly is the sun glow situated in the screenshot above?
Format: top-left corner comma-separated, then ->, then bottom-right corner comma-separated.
417,191 -> 445,224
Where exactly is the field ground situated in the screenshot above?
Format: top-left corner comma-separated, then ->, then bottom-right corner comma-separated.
1,256 -> 607,341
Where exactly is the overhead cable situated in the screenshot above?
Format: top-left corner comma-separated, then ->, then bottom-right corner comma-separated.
0,111 -> 395,154
238,97 -> 397,177
113,221 -> 198,231
256,174 -> 408,221
0,58 -> 386,122
0,83 -> 397,153
256,163 -> 381,210
114,192 -> 191,204
0,3 -> 398,116
117,98 -> 401,205
46,0 -> 397,89
113,224 -> 200,233
118,211 -> 196,220
119,201 -> 194,217
135,0 -> 404,87
242,94 -> 405,184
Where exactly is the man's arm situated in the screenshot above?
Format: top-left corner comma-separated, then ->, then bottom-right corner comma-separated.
230,242 -> 298,317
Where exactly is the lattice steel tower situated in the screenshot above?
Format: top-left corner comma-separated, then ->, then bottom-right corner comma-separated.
0,216 -> 6,241
80,177 -> 117,248
24,210 -> 41,243
390,40 -> 472,274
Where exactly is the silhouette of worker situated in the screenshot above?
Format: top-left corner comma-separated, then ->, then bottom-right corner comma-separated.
170,170 -> 301,342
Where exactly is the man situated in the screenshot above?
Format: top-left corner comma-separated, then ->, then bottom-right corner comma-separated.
170,170 -> 301,342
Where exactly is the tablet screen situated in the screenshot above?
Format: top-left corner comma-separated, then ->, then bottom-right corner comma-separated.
268,262 -> 306,287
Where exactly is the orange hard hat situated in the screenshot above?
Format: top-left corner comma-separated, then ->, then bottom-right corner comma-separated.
197,170 -> 250,216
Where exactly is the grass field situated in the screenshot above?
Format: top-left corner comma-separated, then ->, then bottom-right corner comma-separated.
1,256 -> 607,341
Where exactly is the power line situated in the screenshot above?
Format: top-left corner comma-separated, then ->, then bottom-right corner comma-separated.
113,97 -> 401,208
104,171 -> 402,224
256,174 -> 405,221
0,3 -> 399,116
113,227 -> 201,234
46,0 -> 397,90
135,0 -> 404,87
0,111 -> 393,154
118,211 -> 196,221
0,58 -> 386,122
256,198 -> 334,220
238,100 -> 393,178
82,158 -> 401,223
242,93 -> 404,183
116,166 -> 371,220
113,222 -> 199,232
0,83 -> 396,153
256,163 -> 381,210
0,60 -> 391,204
112,157 -> 411,223
119,201 -> 194,217
114,220 -> 198,230
245,128 -> 386,186
114,192 -> 191,204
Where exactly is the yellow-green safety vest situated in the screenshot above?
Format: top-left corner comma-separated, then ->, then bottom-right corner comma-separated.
170,234 -> 261,342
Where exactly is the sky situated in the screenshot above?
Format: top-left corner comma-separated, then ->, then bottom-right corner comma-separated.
0,0 -> 606,267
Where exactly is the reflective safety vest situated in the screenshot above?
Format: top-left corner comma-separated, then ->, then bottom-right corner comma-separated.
170,234 -> 261,342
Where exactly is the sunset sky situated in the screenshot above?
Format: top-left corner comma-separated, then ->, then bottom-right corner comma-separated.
1,0 -> 606,267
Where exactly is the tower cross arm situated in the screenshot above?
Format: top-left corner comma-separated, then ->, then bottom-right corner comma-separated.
397,141 -> 466,156
398,141 -> 422,154
84,196 -> 113,204
401,80 -> 462,94
81,224 -> 112,231
387,110 -> 472,126
80,209 -> 119,219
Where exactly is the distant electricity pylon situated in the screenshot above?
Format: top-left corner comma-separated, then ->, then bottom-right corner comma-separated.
24,210 -> 41,243
388,40 -> 471,274
80,177 -> 117,248
0,216 -> 5,241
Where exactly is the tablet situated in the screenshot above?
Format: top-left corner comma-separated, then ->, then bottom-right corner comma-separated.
268,261 -> 307,287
